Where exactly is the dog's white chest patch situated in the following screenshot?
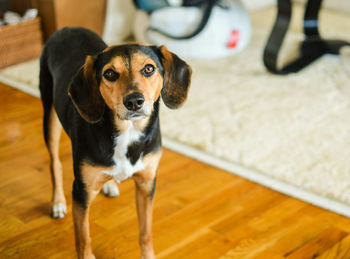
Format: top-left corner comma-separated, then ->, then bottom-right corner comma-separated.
103,121 -> 144,183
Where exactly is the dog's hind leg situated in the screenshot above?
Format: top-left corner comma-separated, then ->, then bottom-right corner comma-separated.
45,107 -> 66,218
40,53 -> 66,218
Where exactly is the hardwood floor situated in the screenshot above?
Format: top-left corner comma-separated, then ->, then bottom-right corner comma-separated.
1,82 -> 350,258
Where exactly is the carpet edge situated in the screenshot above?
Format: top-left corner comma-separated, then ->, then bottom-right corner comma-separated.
0,74 -> 40,98
163,137 -> 350,218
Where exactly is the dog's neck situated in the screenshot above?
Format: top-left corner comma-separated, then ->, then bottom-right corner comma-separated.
113,115 -> 150,136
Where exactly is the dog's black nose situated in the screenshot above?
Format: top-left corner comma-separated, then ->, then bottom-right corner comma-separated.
123,93 -> 145,111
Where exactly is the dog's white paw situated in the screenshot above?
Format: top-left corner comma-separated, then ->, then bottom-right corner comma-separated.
102,182 -> 120,197
51,202 -> 67,219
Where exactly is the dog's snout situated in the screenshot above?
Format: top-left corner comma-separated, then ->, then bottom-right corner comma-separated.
123,93 -> 145,111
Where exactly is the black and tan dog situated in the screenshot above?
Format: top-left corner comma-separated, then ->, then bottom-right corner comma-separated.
39,27 -> 191,258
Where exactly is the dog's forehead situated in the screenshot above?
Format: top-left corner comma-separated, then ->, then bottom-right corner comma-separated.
99,44 -> 161,68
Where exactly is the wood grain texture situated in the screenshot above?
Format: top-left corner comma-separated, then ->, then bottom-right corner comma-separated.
0,82 -> 350,258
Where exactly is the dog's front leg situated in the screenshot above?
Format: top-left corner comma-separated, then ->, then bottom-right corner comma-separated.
133,169 -> 157,259
72,199 -> 95,259
72,163 -> 112,259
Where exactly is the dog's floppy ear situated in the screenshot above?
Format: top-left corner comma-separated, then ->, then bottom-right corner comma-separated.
158,45 -> 192,109
68,55 -> 105,123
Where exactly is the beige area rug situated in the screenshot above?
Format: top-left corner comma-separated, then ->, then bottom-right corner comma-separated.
1,5 -> 350,216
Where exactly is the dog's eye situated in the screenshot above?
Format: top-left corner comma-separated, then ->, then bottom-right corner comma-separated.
103,69 -> 119,82
142,64 -> 155,77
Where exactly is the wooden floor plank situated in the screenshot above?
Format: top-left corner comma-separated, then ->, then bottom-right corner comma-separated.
318,234 -> 350,259
286,227 -> 348,259
1,82 -> 350,258
161,229 -> 234,259
252,210 -> 341,259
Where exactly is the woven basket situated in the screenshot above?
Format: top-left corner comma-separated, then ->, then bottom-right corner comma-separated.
0,17 -> 43,69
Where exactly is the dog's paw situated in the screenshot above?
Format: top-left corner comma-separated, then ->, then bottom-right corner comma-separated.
102,182 -> 120,197
51,202 -> 67,219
